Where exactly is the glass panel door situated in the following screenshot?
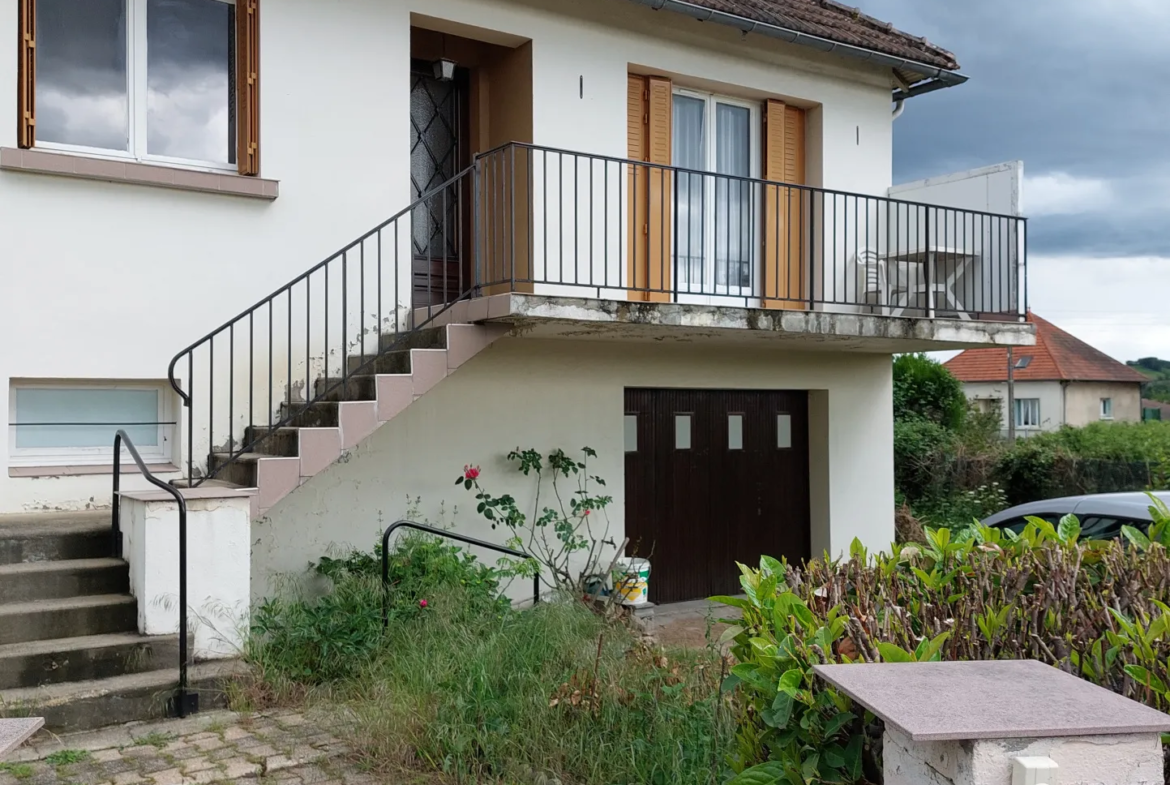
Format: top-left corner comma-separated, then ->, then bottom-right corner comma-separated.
715,103 -> 752,293
673,95 -> 706,292
672,92 -> 757,300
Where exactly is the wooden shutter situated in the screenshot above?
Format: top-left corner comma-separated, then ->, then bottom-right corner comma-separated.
17,0 -> 35,149
626,74 -> 672,302
762,99 -> 806,309
236,0 -> 260,175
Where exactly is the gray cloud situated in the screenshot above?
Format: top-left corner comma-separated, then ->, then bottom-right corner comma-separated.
863,0 -> 1170,257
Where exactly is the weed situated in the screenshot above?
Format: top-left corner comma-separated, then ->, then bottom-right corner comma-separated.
0,763 -> 33,780
44,750 -> 90,767
133,731 -> 174,749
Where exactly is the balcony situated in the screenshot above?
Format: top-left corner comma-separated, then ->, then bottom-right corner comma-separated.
407,143 -> 1030,349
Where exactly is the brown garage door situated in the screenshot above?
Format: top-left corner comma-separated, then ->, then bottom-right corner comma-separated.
624,389 -> 810,604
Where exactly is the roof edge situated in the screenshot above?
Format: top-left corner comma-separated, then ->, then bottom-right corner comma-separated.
624,0 -> 967,99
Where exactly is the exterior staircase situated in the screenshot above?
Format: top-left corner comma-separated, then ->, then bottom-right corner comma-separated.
0,511 -> 233,733
205,322 -> 506,518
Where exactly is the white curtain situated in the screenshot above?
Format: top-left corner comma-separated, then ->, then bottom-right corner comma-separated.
673,96 -> 705,288
715,103 -> 751,289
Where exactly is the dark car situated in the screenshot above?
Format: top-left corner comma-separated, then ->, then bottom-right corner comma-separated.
981,491 -> 1170,540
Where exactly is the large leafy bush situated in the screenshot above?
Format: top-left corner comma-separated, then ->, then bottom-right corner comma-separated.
719,496 -> 1170,783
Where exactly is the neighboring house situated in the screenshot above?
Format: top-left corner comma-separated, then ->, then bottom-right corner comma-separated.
946,313 -> 1146,435
1143,399 -> 1170,421
0,0 -> 1034,615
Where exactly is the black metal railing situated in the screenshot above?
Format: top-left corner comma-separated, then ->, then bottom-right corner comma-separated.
471,142 -> 1027,320
169,142 -> 1027,487
380,520 -> 538,629
168,163 -> 480,485
111,430 -> 196,718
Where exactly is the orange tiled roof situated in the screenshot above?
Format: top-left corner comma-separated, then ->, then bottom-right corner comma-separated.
944,313 -> 1149,384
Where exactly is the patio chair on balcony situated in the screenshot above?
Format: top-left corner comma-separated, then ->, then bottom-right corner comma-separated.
855,249 -> 907,317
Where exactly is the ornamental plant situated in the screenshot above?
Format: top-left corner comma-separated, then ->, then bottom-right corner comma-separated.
457,447 -> 615,594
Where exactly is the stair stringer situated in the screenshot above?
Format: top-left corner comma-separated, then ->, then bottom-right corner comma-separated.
249,323 -> 509,519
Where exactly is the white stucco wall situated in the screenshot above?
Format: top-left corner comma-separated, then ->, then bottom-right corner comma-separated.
0,0 -> 897,513
120,491 -> 252,659
884,727 -> 1163,785
253,337 -> 895,600
962,381 -> 1064,434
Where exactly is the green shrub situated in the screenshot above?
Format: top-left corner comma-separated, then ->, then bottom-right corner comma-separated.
249,534 -> 509,685
718,499 -> 1170,780
892,353 -> 967,430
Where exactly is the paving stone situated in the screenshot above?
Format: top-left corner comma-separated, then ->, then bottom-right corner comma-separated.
221,728 -> 251,742
289,764 -> 330,784
187,770 -> 221,784
220,758 -> 261,779
179,757 -> 215,775
191,739 -> 224,752
148,768 -> 187,785
206,748 -> 236,763
264,755 -> 299,773
92,750 -> 124,763
240,744 -> 278,759
120,747 -> 159,759
112,772 -> 146,785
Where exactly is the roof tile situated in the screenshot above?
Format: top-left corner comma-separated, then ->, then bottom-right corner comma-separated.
945,313 -> 1150,384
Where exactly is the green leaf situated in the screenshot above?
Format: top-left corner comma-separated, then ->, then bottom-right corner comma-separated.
1122,525 -> 1152,550
1057,514 -> 1081,544
823,711 -> 856,739
726,762 -> 786,785
778,668 -> 804,695
821,743 -> 846,769
718,625 -> 745,644
801,753 -> 819,781
709,595 -> 753,610
877,642 -> 914,663
1125,665 -> 1168,694
765,691 -> 794,728
843,734 -> 864,779
915,631 -> 952,663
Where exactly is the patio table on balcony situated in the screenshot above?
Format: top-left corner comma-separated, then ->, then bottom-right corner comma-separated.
885,245 -> 977,320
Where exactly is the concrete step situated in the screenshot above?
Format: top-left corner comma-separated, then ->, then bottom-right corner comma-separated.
0,512 -> 111,566
345,349 -> 414,376
206,453 -> 263,489
0,633 -> 183,691
0,660 -> 246,733
277,400 -> 340,429
0,595 -> 137,646
0,558 -> 128,604
379,325 -> 447,352
311,374 -> 378,403
243,426 -> 300,458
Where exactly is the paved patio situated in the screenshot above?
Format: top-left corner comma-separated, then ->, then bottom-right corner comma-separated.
1,709 -> 377,785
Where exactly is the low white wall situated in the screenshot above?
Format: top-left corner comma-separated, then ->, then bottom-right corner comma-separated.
884,726 -> 1163,785
120,490 -> 253,659
253,337 -> 895,600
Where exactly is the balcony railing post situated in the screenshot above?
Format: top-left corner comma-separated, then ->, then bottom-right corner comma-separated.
924,205 -> 934,319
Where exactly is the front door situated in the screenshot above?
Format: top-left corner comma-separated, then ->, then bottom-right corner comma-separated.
624,389 -> 810,604
410,60 -> 468,309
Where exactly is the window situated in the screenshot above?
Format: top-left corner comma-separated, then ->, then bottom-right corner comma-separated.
1100,398 -> 1113,420
728,414 -> 744,450
18,0 -> 260,174
776,414 -> 792,449
675,414 -> 692,450
624,414 -> 638,453
9,382 -> 174,468
673,89 -> 760,295
1014,398 -> 1041,429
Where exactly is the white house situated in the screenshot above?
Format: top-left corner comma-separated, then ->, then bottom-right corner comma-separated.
946,312 -> 1146,435
0,0 -> 1035,728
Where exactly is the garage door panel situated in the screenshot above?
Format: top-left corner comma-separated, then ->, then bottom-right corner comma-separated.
625,388 -> 810,604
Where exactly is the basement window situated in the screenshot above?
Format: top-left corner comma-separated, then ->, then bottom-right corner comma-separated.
8,381 -> 174,469
1100,398 -> 1113,420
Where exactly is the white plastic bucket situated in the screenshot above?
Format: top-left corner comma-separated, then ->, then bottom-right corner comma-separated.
615,559 -> 651,606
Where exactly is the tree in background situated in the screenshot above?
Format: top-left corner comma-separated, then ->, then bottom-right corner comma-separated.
1128,357 -> 1170,403
892,353 -> 968,429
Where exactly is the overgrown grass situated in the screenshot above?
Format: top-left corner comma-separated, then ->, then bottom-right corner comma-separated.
242,538 -> 733,785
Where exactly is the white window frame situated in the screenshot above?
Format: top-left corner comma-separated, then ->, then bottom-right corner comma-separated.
8,381 -> 175,468
1014,398 -> 1041,430
35,0 -> 237,173
1100,397 -> 1113,420
672,87 -> 761,302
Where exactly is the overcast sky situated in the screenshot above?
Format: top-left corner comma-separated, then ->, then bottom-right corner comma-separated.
863,0 -> 1169,363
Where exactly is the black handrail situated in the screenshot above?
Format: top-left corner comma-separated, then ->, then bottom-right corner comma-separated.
167,158 -> 481,487
380,520 -> 538,629
111,431 -> 195,719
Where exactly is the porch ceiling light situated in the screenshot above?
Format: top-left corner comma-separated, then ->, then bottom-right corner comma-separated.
433,58 -> 457,82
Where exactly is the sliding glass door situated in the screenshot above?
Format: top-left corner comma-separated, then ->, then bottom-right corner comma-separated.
673,89 -> 759,301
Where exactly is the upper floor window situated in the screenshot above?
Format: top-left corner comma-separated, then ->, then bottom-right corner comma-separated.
18,0 -> 260,174
1100,397 -> 1113,420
